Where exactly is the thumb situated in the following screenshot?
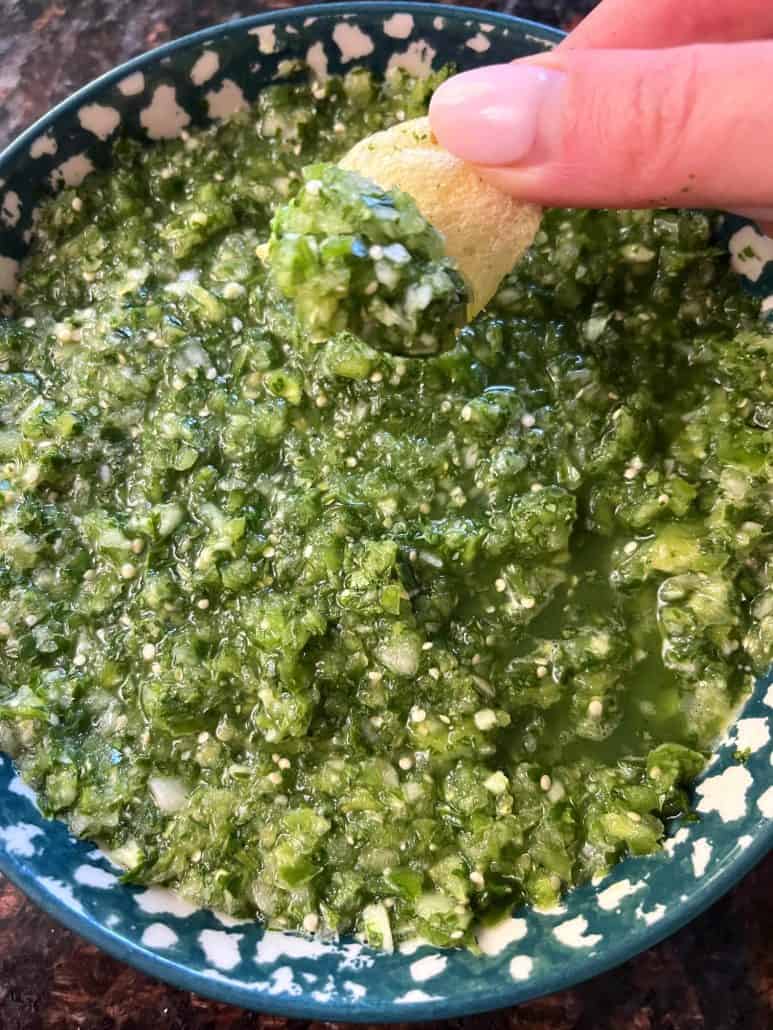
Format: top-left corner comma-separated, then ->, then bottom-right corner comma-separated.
429,43 -> 773,211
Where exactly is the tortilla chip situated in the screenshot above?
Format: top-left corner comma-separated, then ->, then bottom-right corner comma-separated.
341,116 -> 541,318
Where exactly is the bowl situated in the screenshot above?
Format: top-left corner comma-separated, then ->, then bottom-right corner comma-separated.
0,2 -> 771,1022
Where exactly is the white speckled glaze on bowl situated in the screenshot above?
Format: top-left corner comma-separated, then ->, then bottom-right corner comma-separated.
0,3 -> 771,1022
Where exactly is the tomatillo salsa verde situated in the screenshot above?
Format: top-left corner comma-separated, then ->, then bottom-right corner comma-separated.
0,68 -> 770,951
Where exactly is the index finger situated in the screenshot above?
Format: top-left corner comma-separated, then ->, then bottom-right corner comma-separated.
564,0 -> 773,49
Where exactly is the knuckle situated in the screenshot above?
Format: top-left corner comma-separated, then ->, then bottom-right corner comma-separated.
564,49 -> 703,204
630,52 -> 701,175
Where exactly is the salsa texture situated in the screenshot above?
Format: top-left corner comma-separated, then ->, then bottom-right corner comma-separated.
267,163 -> 468,355
0,68 -> 771,951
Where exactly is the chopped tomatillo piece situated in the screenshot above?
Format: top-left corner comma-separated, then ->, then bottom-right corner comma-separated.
267,163 -> 468,355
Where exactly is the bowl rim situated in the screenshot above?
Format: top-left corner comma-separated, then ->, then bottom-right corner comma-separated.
0,0 -> 562,167
0,2 -> 771,1022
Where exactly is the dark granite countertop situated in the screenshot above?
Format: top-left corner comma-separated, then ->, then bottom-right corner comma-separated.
1,2 -> 772,1028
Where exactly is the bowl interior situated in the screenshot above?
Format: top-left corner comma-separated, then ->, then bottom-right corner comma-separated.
0,3 -> 771,1022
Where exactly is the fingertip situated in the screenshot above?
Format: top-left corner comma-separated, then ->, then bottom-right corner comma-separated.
429,63 -> 565,167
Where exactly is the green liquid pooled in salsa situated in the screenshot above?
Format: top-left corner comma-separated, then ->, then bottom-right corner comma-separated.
1,68 -> 772,951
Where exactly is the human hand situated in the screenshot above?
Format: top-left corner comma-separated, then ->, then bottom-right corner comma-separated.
429,0 -> 773,225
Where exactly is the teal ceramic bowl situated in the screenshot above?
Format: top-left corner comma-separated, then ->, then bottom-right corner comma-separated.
0,3 -> 771,1022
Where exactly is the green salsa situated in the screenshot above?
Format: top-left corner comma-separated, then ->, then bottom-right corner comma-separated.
0,67 -> 771,951
267,163 -> 468,355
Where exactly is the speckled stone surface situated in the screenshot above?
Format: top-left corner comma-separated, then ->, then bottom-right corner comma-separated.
1,2 -> 771,1028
